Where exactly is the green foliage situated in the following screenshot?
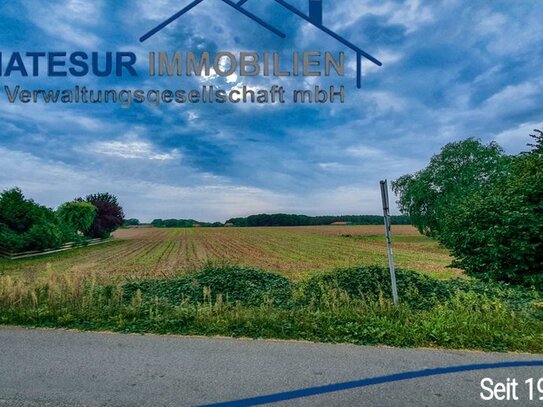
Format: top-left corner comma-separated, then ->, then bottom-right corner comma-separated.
150,214 -> 411,228
0,188 -> 74,252
82,193 -> 124,239
1,265 -> 542,352
299,267 -> 542,318
124,265 -> 542,319
123,218 -> 141,226
124,263 -> 293,307
151,219 -> 222,228
393,134 -> 542,289
57,202 -> 96,234
0,224 -> 27,252
392,139 -> 509,237
226,214 -> 411,227
0,188 -> 47,233
439,132 -> 543,289
25,221 -> 66,250
299,266 -> 454,310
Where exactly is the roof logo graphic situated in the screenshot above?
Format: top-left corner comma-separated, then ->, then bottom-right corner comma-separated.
140,0 -> 382,89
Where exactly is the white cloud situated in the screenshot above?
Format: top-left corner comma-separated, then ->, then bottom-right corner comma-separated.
88,136 -> 181,161
0,147 -> 286,221
388,0 -> 434,34
306,186 -> 386,215
187,110 -> 200,122
318,162 -> 350,171
0,102 -> 105,132
346,145 -> 384,158
24,0 -> 104,48
363,91 -> 408,113
328,0 -> 434,33
360,51 -> 403,75
483,82 -> 540,114
0,146 -> 403,221
494,122 -> 543,154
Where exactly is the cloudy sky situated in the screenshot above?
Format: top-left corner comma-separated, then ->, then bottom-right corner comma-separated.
0,0 -> 542,222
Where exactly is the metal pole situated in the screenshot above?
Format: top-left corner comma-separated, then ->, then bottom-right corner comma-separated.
380,180 -> 399,305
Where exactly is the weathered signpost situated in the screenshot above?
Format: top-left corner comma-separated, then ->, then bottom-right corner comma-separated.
380,180 -> 399,305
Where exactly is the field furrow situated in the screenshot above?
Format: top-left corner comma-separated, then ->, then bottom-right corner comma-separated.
0,226 -> 460,281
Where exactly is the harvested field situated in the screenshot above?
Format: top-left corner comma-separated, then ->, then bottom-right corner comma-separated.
0,226 -> 459,281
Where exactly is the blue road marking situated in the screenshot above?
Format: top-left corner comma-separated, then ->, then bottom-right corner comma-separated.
197,360 -> 543,406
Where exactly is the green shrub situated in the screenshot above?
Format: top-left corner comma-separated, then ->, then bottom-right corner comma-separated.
0,188 -> 43,233
440,135 -> 543,289
1,265 -> 542,353
57,202 -> 96,234
0,224 -> 26,252
25,221 -> 66,251
0,188 -> 76,252
296,267 -> 542,320
123,264 -> 293,307
123,265 -> 542,319
394,133 -> 543,289
298,266 -> 455,310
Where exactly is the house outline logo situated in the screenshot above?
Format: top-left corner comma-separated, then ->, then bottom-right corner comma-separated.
140,0 -> 382,89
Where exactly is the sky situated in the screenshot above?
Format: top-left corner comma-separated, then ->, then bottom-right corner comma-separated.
0,0 -> 542,222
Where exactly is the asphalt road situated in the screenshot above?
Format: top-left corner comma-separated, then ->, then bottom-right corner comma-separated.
1,327 -> 542,407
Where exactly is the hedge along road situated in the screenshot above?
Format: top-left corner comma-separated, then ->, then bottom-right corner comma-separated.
1,327 -> 542,407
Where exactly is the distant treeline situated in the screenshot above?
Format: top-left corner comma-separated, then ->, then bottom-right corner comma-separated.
225,214 -> 411,227
151,219 -> 223,228
149,214 -> 411,228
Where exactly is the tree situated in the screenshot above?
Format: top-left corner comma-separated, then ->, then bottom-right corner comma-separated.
0,188 -> 72,251
124,218 -> 140,226
0,188 -> 43,233
439,132 -> 542,288
57,202 -> 97,234
224,214 -> 411,227
392,139 -> 510,237
82,193 -> 124,239
394,133 -> 543,289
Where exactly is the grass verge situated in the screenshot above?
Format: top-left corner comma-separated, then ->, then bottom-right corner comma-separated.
1,264 -> 542,353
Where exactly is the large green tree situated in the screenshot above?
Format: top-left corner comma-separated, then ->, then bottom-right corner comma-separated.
392,139 -> 510,237
0,188 -> 71,251
394,133 -> 542,289
57,201 -> 96,234
439,131 -> 543,288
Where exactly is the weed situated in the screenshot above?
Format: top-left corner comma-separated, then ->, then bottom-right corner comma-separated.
1,265 -> 541,352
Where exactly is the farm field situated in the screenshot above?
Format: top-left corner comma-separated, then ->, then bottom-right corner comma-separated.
0,225 -> 458,282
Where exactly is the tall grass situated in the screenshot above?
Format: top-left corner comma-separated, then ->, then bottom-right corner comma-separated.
0,265 -> 542,353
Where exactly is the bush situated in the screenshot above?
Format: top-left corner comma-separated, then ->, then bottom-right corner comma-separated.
0,188 -> 48,233
438,132 -> 543,289
0,188 -> 74,252
82,193 -> 124,239
25,222 -> 66,251
123,264 -> 293,307
123,265 -> 542,319
0,224 -> 27,252
392,139 -> 509,237
57,202 -> 96,234
298,266 -> 453,310
299,267 -> 542,318
2,265 -> 542,352
394,133 -> 543,289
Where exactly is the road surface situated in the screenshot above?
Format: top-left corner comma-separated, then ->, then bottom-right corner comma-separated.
1,327 -> 542,406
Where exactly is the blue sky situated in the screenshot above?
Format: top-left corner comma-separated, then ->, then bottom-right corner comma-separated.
0,0 -> 542,222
